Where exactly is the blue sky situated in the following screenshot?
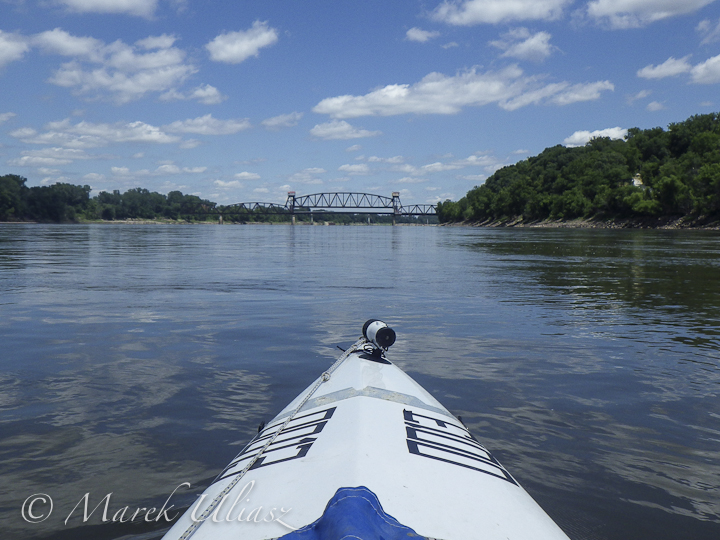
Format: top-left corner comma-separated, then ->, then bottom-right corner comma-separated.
1,0 -> 720,206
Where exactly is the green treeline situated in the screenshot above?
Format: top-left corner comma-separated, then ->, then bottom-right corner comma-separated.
0,176 -> 220,222
437,112 -> 720,223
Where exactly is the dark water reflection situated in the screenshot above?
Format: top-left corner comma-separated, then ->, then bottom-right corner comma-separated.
1,224 -> 719,540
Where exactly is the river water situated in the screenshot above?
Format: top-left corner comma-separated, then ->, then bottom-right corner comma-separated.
1,223 -> 719,540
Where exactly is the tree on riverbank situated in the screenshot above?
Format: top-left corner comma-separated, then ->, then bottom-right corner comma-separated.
1,175 -> 94,222
0,178 -> 218,223
437,112 -> 720,223
0,175 -> 27,221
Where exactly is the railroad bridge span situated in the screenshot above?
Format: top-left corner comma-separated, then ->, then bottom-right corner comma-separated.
220,191 -> 436,224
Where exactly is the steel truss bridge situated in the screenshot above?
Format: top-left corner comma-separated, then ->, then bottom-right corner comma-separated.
217,192 -> 436,221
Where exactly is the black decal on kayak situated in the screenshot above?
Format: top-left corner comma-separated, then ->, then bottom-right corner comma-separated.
260,406 -> 336,437
405,424 -> 489,458
248,440 -> 314,470
404,409 -> 517,486
404,409 -> 450,428
213,407 -> 336,483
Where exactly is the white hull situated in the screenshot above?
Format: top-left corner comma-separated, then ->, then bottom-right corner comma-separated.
162,335 -> 570,540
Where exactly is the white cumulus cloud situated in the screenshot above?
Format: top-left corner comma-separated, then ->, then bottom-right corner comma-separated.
179,139 -> 201,149
161,84 -> 227,105
235,172 -> 261,180
431,0 -> 571,25
9,147 -> 93,166
156,163 -> 206,174
387,153 -> 502,177
637,56 -> 692,79
406,28 -> 441,43
563,126 -> 627,147
310,120 -> 382,140
106,163 -> 205,178
214,180 -> 243,188
33,28 -> 104,59
490,28 -> 556,62
189,84 -> 226,105
587,0 -> 716,29
691,54 -> 720,84
60,119 -> 180,143
206,21 -> 278,64
33,28 -> 198,103
164,114 -> 251,135
288,168 -> 326,184
314,66 -> 524,117
626,89 -> 651,104
0,112 -> 16,125
637,53 -> 720,84
136,34 -> 177,50
338,163 -> 370,175
0,31 -> 30,67
421,161 -> 463,173
368,155 -> 405,163
392,164 -> 419,174
261,112 -> 303,130
10,119 -> 181,148
59,0 -> 159,18
550,81 -> 615,106
314,66 -> 614,117
697,18 -> 720,44
452,153 -> 503,172
49,61 -> 195,104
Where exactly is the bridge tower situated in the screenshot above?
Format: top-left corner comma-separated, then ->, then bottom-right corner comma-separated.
287,191 -> 296,225
392,192 -> 401,226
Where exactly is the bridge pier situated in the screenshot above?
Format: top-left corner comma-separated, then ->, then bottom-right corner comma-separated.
292,215 -> 296,225
219,214 -> 223,225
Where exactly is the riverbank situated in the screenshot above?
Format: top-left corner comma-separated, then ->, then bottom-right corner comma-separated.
442,215 -> 720,230
0,219 -> 423,226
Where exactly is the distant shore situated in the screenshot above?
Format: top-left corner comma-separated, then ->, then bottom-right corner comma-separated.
441,216 -> 720,230
4,217 -> 719,229
0,219 -> 424,226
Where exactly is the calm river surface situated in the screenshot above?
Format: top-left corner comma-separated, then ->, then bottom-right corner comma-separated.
1,223 -> 719,540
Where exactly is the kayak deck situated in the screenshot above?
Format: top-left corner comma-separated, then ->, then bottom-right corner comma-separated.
162,340 -> 570,540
